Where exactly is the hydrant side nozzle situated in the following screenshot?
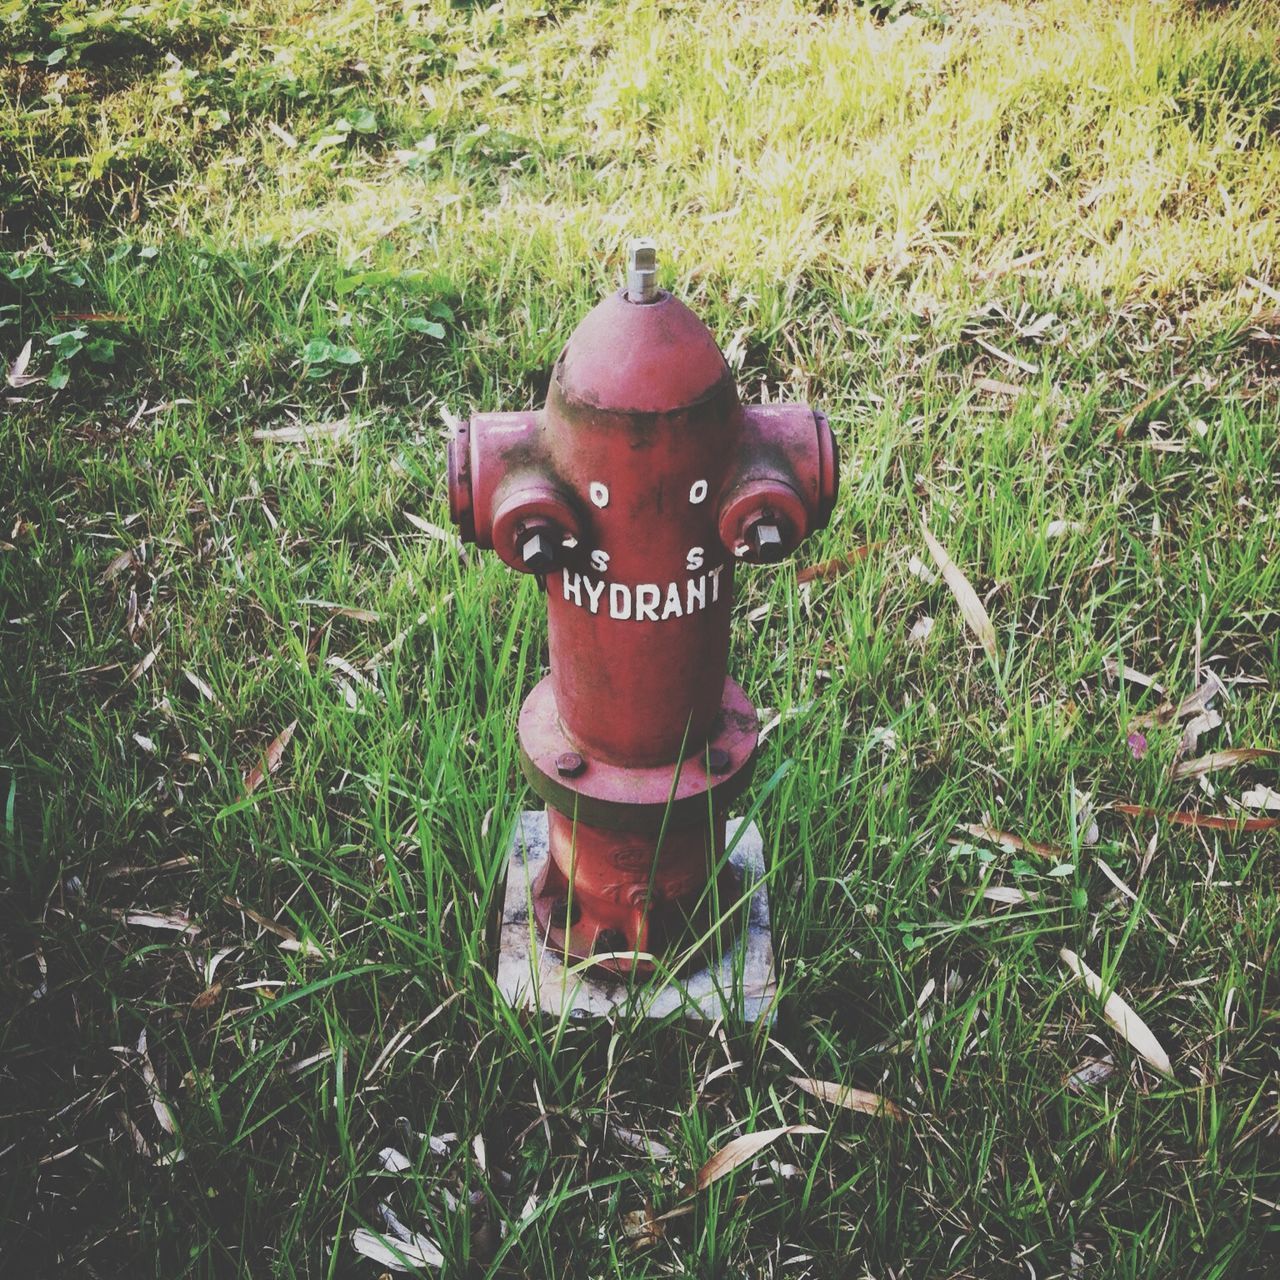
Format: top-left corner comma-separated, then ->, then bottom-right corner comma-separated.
446,418 -> 475,544
491,484 -> 583,575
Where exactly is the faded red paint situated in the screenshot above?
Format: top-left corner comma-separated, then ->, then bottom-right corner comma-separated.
449,276 -> 836,975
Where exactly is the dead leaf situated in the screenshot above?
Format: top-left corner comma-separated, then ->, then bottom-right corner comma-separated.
796,542 -> 880,585
1240,785 -> 1280,812
693,1124 -> 821,1192
789,1076 -> 904,1120
1104,658 -> 1164,694
253,420 -> 351,443
1065,1056 -> 1116,1092
1059,948 -> 1172,1077
224,895 -> 297,943
978,885 -> 1034,907
299,598 -> 381,623
1179,708 -> 1221,756
351,1228 -> 443,1271
112,909 -> 199,937
908,615 -> 934,646
136,1029 -> 179,1135
403,511 -> 461,547
102,543 -> 145,582
957,823 -> 1063,859
974,376 -> 1022,397
183,670 -> 218,704
1044,520 -> 1084,539
243,720 -> 297,794
7,338 -> 40,389
190,983 -> 223,1010
921,525 -> 997,662
1171,747 -> 1279,781
1114,803 -> 1280,832
124,646 -> 160,685
621,1203 -> 664,1250
266,120 -> 298,149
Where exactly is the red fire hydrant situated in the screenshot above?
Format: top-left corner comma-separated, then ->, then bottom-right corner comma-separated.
449,242 -> 836,975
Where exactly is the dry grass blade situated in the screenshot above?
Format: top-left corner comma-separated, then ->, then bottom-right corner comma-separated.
243,720 -> 297,794
1059,948 -> 1173,1078
694,1124 -> 821,1192
1171,747 -> 1279,781
252,420 -> 352,442
788,1075 -> 904,1120
974,376 -> 1023,396
921,524 -> 997,662
796,542 -> 880,585
1114,803 -> 1280,832
957,823 -> 1063,859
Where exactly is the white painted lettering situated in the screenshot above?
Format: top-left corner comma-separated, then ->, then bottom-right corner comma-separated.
609,582 -> 632,620
686,545 -> 704,571
589,482 -> 609,508
583,575 -> 605,614
689,479 -> 708,504
563,571 -> 583,606
709,564 -> 724,603
635,584 -> 660,622
661,581 -> 684,619
686,573 -> 706,613
590,548 -> 610,573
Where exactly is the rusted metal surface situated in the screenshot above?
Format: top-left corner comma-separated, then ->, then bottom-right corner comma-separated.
449,244 -> 837,975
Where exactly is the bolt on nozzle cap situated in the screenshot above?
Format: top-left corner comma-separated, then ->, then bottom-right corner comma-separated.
626,238 -> 659,303
520,529 -> 559,574
751,521 -> 784,562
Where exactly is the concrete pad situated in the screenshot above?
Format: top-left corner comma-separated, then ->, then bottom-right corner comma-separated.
494,811 -> 778,1023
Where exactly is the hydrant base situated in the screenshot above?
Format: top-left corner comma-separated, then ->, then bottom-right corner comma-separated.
494,810 -> 778,1023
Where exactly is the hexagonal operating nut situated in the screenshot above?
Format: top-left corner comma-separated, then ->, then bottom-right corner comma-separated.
626,238 -> 658,303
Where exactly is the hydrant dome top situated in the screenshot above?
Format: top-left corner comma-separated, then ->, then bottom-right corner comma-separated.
554,289 -> 736,416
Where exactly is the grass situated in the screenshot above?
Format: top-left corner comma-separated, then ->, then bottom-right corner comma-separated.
2,0 -> 1279,1274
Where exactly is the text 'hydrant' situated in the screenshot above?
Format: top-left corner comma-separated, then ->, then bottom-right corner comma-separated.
448,242 -> 837,975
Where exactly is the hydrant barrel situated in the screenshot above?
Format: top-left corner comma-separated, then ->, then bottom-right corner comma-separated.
542,287 -> 742,766
448,244 -> 837,973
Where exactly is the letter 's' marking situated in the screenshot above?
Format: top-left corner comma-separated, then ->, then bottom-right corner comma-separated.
686,573 -> 706,613
686,546 -> 704,571
563,571 -> 583,605
661,582 -> 684,620
590,548 -> 610,573
609,583 -> 632,620
589,482 -> 609,508
635,584 -> 660,622
709,564 -> 724,603
689,479 -> 708,504
583,576 -> 605,614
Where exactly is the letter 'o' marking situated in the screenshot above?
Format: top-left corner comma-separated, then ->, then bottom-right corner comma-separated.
590,548 -> 610,573
689,479 -> 708,504
589,482 -> 609,508
686,546 -> 704,572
